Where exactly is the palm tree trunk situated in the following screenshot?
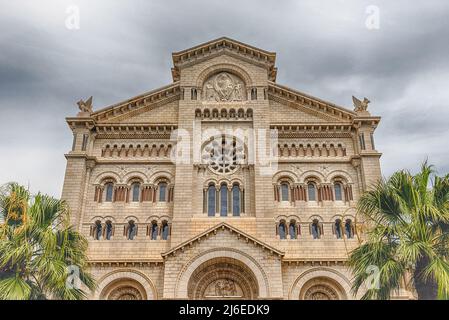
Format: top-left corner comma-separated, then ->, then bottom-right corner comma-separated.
414,256 -> 438,300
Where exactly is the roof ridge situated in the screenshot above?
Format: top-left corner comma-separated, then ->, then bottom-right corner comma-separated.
172,37 -> 276,56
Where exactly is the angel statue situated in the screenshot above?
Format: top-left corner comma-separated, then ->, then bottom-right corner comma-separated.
352,96 -> 370,112
77,96 -> 93,115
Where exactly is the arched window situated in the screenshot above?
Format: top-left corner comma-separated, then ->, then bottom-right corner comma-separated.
105,220 -> 113,240
132,183 -> 140,202
151,222 -> 158,240
334,183 -> 343,201
345,219 -> 354,238
311,219 -> 321,239
289,221 -> 297,239
220,184 -> 228,216
279,221 -> 287,239
159,182 -> 167,202
207,185 -> 216,216
251,88 -> 257,100
308,183 -> 316,201
191,88 -> 197,100
105,183 -> 114,202
161,221 -> 169,240
93,220 -> 102,240
334,219 -> 342,239
281,183 -> 289,201
232,185 -> 241,216
127,220 -> 136,240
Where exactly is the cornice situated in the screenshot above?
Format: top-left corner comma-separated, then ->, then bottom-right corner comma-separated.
90,82 -> 181,123
281,259 -> 347,266
171,37 -> 277,82
66,117 -> 95,130
270,123 -> 354,139
268,82 -> 357,122
352,116 -> 381,129
88,259 -> 164,267
94,124 -> 178,139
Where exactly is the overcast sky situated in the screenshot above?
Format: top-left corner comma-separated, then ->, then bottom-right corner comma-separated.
0,0 -> 448,197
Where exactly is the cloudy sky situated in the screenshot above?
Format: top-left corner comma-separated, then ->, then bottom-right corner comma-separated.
0,0 -> 448,197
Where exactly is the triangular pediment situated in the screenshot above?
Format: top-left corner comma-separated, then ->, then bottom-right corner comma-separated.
91,83 -> 181,123
162,222 -> 284,258
268,83 -> 356,123
171,37 -> 277,82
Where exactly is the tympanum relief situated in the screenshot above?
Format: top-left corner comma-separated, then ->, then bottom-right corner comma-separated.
203,72 -> 246,102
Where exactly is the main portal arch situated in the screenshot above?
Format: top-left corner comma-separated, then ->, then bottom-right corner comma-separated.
175,248 -> 270,299
187,257 -> 259,300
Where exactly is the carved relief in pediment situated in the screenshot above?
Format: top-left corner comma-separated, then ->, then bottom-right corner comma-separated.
203,72 -> 246,102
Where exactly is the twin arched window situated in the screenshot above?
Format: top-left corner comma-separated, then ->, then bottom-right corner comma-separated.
278,220 -> 299,239
149,221 -> 170,240
92,220 -> 113,240
91,220 -> 170,240
276,219 -> 354,240
334,218 -> 354,239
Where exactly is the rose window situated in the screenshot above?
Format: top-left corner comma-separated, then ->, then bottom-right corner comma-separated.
202,136 -> 245,174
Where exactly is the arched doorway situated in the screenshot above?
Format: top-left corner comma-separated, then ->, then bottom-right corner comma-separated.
187,257 -> 259,300
299,277 -> 347,300
100,278 -> 148,300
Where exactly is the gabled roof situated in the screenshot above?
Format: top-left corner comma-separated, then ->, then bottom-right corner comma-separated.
89,82 -> 181,123
268,82 -> 357,121
162,222 -> 285,258
171,37 -> 277,82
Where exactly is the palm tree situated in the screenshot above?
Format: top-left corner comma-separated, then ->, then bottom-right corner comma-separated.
349,162 -> 449,299
0,183 -> 96,300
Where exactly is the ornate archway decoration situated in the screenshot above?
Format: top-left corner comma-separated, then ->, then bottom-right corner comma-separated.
289,267 -> 352,300
187,258 -> 259,300
175,248 -> 270,299
95,269 -> 157,300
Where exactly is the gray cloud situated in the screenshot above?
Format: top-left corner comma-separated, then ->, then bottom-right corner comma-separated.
0,0 -> 448,196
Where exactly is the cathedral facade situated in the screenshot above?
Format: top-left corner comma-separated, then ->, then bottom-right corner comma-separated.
61,38 -> 409,300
